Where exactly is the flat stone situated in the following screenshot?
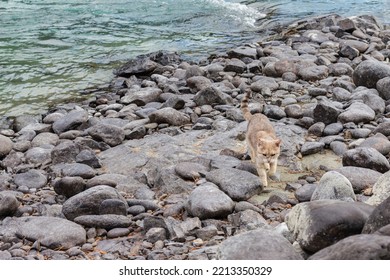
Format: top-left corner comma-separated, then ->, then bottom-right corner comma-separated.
88,123 -> 125,147
338,102 -> 375,124
14,169 -> 47,189
74,214 -> 132,229
52,110 -> 89,135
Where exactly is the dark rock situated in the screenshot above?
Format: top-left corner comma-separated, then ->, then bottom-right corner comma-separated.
311,171 -> 356,201
87,123 -> 125,147
295,184 -> 317,202
62,185 -> 127,221
52,110 -> 89,135
373,122 -> 390,136
127,199 -> 159,211
217,228 -> 303,260
342,147 -> 390,173
263,105 -> 286,120
51,141 -> 80,164
309,234 -> 390,260
99,199 -> 128,216
351,88 -> 385,114
14,169 -> 47,189
174,162 -> 209,181
74,214 -> 132,229
308,122 -> 325,137
335,166 -> 381,193
228,209 -> 268,229
313,100 -> 342,125
146,228 -> 167,243
377,77 -> 390,100
224,58 -> 247,73
285,200 -> 374,253
53,176 -> 86,198
187,183 -> 235,219
153,167 -> 194,195
0,194 -> 20,217
284,104 -> 303,119
193,86 -> 233,106
149,107 -> 190,126
107,228 -> 130,239
161,96 -> 185,110
114,56 -> 158,77
353,60 -> 390,88
186,76 -> 212,92
206,168 -> 263,201
362,195 -> 390,234
228,46 -> 257,59
0,216 -> 86,250
323,122 -> 344,135
298,65 -> 329,81
52,163 -> 96,179
76,149 -> 101,168
120,87 -> 162,106
126,125 -> 147,140
337,18 -> 356,31
300,141 -> 325,156
127,205 -> 146,215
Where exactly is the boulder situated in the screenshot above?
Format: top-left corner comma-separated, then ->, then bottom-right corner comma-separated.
353,60 -> 390,88
367,171 -> 390,206
338,102 -> 375,124
217,228 -> 303,260
149,107 -> 191,126
206,168 -> 263,201
313,100 -> 342,125
52,110 -> 89,135
335,166 -> 381,193
309,234 -> 390,260
193,87 -> 233,106
87,123 -> 125,147
187,183 -> 235,219
362,195 -> 390,234
285,200 -> 374,253
311,171 -> 356,201
342,147 -> 390,173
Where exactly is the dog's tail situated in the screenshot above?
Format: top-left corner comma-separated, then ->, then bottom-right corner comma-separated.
240,89 -> 252,121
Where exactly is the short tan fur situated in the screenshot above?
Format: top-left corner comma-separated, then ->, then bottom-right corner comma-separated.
241,90 -> 281,187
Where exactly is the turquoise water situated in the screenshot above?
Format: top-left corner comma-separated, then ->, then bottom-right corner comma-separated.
1,0 -> 389,117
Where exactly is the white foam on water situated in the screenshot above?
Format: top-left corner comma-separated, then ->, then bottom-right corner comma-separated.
203,0 -> 266,27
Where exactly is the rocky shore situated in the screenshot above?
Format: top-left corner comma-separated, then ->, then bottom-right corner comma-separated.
1,13 -> 390,260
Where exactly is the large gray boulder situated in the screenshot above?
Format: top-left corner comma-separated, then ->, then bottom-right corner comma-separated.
0,216 -> 86,250
187,183 -> 235,220
217,228 -> 303,260
311,171 -> 356,201
342,147 -> 390,173
362,195 -> 390,234
206,168 -> 263,201
285,200 -> 374,253
62,185 -> 127,221
52,109 -> 89,135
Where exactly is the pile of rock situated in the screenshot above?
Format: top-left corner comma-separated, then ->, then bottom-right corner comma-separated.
1,14 -> 390,260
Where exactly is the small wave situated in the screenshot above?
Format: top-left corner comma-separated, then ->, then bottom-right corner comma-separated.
203,0 -> 266,27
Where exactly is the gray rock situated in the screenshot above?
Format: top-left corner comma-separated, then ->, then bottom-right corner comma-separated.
0,216 -> 86,250
313,100 -> 342,125
74,214 -> 132,229
360,133 -> 390,155
149,107 -> 190,126
311,171 -> 356,201
88,123 -> 125,147
339,45 -> 360,59
161,96 -> 185,110
127,199 -> 159,211
351,88 -> 385,114
285,200 -> 374,253
228,209 -> 268,230
367,171 -> 390,206
76,149 -> 101,168
323,122 -> 344,136
377,77 -> 390,100
125,125 -> 147,140
338,102 -> 375,124
337,17 -> 356,31
193,86 -> 233,106
228,46 -> 257,59
114,56 -> 158,77
284,104 -> 303,119
186,76 -> 212,92
353,60 -> 390,88
349,128 -> 372,139
298,65 -> 329,81
53,176 -> 86,198
25,147 -> 52,165
373,122 -> 390,136
62,185 -> 127,221
332,87 -> 352,102
195,225 -> 218,241
51,141 -> 80,164
309,234 -> 390,260
31,132 -> 59,147
330,141 -> 348,156
120,87 -> 162,106
174,161 -> 209,181
250,76 -> 279,92
0,193 -> 20,217
206,168 -> 263,201
308,122 -> 325,136
224,58 -> 247,73
362,195 -> 390,234
127,205 -> 146,215
146,228 -> 167,243
14,169 -> 47,189
217,228 -> 303,260
52,110 -> 89,134
107,228 -> 130,239
335,166 -> 381,193
52,163 -> 96,179
295,184 -> 317,202
185,65 -> 205,79
0,135 -> 13,158
99,199 -> 128,216
342,147 -> 390,173
187,183 -> 235,219
328,63 -> 354,76
263,105 -> 286,120
153,167 -> 194,195
300,142 -> 325,156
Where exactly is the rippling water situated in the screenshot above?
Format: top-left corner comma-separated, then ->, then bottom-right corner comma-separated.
1,0 -> 389,116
